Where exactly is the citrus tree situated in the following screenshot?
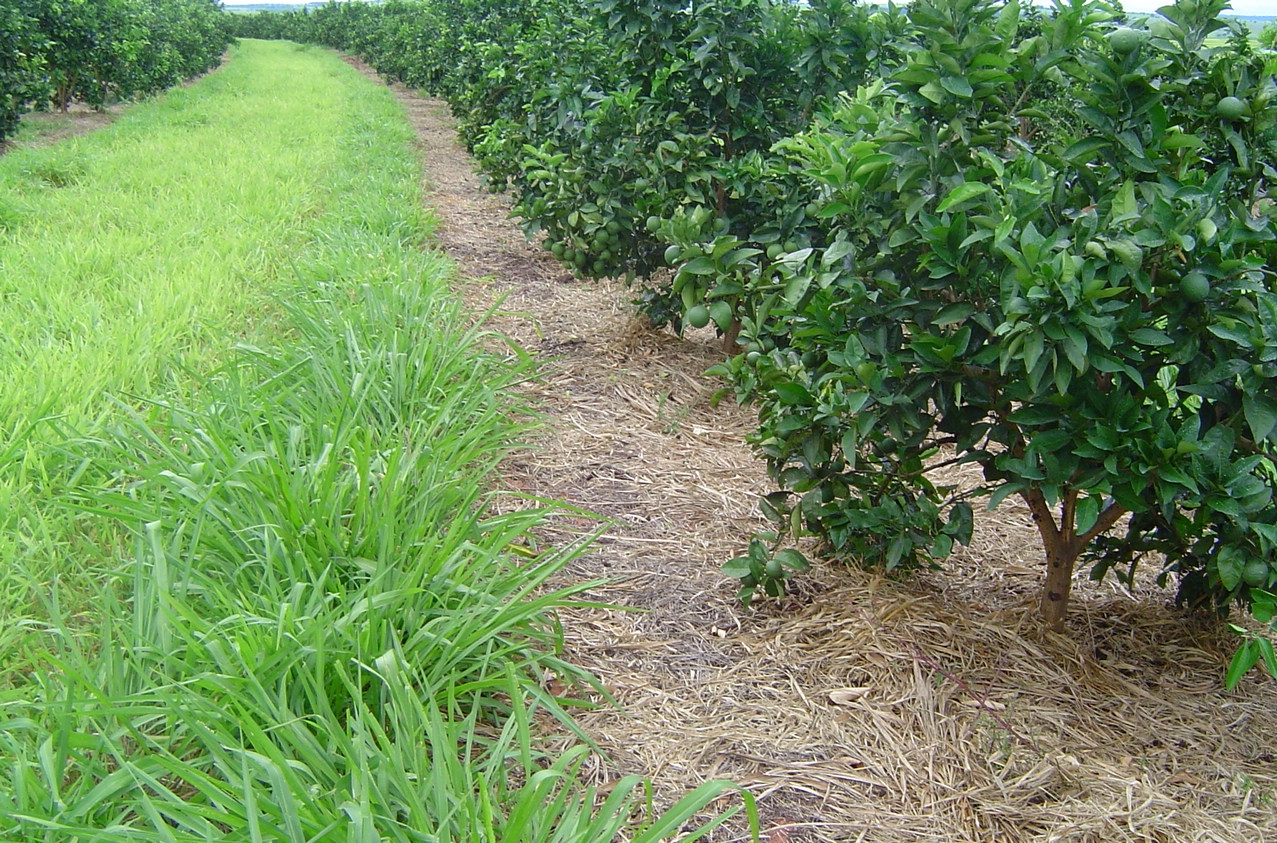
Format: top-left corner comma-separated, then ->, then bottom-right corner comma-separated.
1258,22 -> 1277,52
25,0 -> 229,111
716,0 -> 1277,655
0,4 -> 49,142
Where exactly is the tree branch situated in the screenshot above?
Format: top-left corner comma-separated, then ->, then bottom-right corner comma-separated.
1022,486 -> 1060,544
1060,488 -> 1078,541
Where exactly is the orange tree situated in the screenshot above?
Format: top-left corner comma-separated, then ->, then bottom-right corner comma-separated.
0,4 -> 48,141
25,0 -> 229,110
715,0 -> 1277,671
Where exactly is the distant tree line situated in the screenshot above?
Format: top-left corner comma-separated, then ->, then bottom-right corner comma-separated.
0,0 -> 233,142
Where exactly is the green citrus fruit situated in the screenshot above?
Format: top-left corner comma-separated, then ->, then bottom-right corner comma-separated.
646,215 -> 661,232
764,558 -> 784,579
1216,96 -> 1248,121
686,305 -> 711,329
1197,218 -> 1217,243
1243,559 -> 1269,587
605,220 -> 621,235
664,244 -> 682,264
766,243 -> 784,260
1180,271 -> 1210,303
1108,28 -> 1143,55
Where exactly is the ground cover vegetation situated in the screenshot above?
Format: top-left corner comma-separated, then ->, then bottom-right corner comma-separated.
0,0 -> 231,143
0,39 -> 752,840
236,0 -> 1277,684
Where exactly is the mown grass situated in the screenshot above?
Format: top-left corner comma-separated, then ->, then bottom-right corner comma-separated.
0,40 -> 752,841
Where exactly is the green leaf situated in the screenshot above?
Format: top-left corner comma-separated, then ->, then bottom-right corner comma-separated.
1075,494 -> 1100,535
1030,429 -> 1072,454
987,482 -> 1024,511
681,257 -> 716,275
1262,637 -> 1277,679
1111,180 -> 1138,224
1023,330 -> 1044,377
1062,137 -> 1109,162
722,557 -> 753,578
1243,395 -> 1277,444
940,76 -> 973,98
936,182 -> 990,212
1252,589 -> 1276,624
1219,551 -> 1245,591
774,548 -> 811,571
1158,132 -> 1204,151
822,237 -> 855,268
946,501 -> 974,544
919,81 -> 945,103
886,534 -> 909,569
773,382 -> 813,405
784,273 -> 813,305
1226,639 -> 1261,690
1130,328 -> 1173,346
934,302 -> 975,326
1106,239 -> 1143,270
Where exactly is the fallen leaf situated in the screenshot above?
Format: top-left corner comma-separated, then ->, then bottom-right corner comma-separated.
829,687 -> 871,705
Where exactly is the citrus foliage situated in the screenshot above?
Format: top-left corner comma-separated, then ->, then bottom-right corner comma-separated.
248,0 -> 1277,682
0,4 -> 47,140
722,0 -> 1277,631
0,0 -> 231,142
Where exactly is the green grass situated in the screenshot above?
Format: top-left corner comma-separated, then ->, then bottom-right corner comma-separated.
0,39 -> 753,841
0,39 -> 425,616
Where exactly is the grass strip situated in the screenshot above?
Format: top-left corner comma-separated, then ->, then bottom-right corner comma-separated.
0,39 -> 427,617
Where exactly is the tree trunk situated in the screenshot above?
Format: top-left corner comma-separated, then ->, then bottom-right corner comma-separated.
722,317 -> 741,353
1040,537 -> 1077,632
1023,487 -> 1128,633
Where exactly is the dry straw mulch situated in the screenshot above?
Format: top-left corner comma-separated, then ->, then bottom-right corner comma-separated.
367,64 -> 1277,843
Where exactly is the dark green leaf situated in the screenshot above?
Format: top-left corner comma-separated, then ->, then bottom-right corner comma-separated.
1243,395 -> 1277,444
773,382 -> 813,405
934,302 -> 975,326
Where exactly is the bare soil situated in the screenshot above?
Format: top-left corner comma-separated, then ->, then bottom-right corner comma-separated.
376,60 -> 1277,843
0,105 -> 122,156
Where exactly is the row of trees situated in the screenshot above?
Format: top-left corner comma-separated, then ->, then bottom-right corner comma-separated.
0,0 -> 232,142
237,0 -> 1277,684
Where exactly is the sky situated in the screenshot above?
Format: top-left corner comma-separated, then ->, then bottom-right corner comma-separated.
215,0 -> 1277,17
1120,0 -> 1276,13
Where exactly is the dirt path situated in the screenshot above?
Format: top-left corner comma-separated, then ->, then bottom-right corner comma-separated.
365,64 -> 1277,843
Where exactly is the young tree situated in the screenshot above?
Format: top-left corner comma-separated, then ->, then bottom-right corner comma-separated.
720,0 -> 1277,639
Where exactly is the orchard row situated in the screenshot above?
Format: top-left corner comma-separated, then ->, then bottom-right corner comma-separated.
238,0 -> 1277,683
0,0 -> 232,141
